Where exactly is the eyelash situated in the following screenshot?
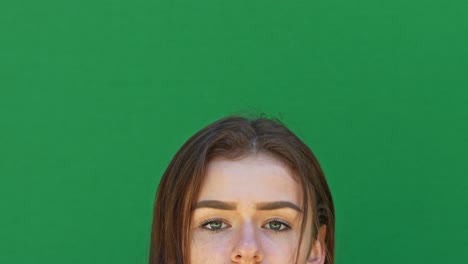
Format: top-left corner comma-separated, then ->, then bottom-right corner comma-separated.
200,218 -> 230,233
264,218 -> 292,233
199,218 -> 292,233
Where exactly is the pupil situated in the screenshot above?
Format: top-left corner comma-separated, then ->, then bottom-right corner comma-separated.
210,221 -> 222,229
270,221 -> 281,230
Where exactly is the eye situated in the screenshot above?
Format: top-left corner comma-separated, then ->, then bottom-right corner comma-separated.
201,219 -> 230,231
263,219 -> 291,232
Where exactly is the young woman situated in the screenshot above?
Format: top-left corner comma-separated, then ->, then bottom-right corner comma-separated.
148,116 -> 335,264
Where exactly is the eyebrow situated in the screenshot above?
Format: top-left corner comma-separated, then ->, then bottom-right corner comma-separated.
193,200 -> 303,213
193,200 -> 237,210
257,201 -> 303,213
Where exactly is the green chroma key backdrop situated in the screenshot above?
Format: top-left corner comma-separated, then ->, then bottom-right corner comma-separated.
1,0 -> 467,263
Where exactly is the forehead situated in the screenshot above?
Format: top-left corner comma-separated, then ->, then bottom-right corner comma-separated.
199,153 -> 303,205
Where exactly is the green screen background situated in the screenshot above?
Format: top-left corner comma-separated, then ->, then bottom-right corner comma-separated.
1,0 -> 467,263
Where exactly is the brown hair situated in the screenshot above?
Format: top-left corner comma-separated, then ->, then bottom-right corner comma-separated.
148,116 -> 335,264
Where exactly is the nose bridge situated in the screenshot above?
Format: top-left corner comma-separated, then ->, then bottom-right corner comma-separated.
239,219 -> 257,243
232,220 -> 264,262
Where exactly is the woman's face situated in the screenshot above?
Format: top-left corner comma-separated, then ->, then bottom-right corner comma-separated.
189,153 -> 322,264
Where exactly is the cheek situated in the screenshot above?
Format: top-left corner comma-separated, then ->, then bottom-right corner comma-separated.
190,231 -> 233,264
260,233 -> 300,263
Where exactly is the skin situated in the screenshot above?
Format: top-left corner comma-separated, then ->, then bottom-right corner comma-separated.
189,153 -> 325,264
